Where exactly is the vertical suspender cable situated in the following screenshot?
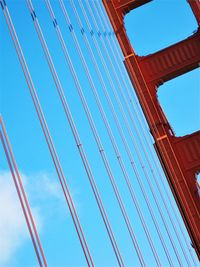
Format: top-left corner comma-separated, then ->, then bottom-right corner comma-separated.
79,1 -> 175,266
83,1 -> 186,265
0,2 -> 94,266
46,0 -> 154,264
92,1 -> 192,266
31,0 -> 144,265
96,3 -> 197,266
0,117 -> 47,267
57,0 -> 145,264
24,1 -> 125,266
51,0 -> 160,265
86,2 -> 186,266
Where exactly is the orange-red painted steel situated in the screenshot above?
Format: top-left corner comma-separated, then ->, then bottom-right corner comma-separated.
102,0 -> 200,259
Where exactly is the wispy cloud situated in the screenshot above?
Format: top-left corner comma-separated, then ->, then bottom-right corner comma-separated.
29,172 -> 64,201
0,172 -> 29,265
0,170 -> 65,266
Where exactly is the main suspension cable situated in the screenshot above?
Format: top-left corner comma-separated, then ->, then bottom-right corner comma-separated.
25,0 -> 125,265
0,2 -> 94,266
0,116 -> 47,267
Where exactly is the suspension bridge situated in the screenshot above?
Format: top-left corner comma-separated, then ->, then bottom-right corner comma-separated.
0,0 -> 199,266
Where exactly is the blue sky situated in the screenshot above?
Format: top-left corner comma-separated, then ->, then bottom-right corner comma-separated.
0,0 -> 199,266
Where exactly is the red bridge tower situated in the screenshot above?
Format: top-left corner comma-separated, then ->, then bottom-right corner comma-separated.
103,0 -> 200,258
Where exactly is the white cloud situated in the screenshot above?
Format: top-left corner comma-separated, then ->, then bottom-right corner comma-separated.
0,172 -> 29,265
0,171 -> 44,266
0,170 -> 68,266
30,172 -> 64,201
